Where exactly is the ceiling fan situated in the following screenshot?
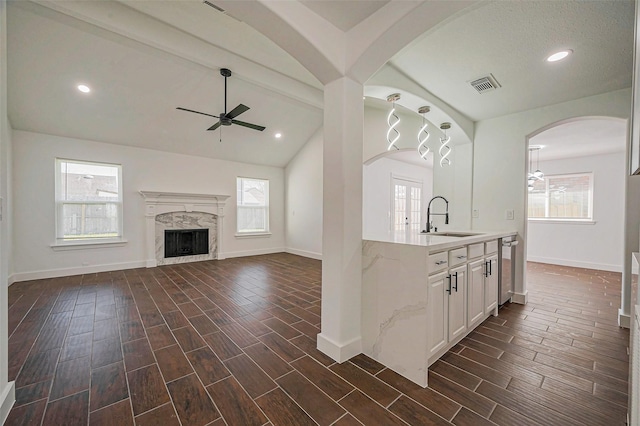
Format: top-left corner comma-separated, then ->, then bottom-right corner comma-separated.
177,68 -> 265,133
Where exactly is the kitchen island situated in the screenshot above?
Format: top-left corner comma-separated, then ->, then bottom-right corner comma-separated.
361,230 -> 517,387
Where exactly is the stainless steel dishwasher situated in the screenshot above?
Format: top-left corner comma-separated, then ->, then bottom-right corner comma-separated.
499,236 -> 518,305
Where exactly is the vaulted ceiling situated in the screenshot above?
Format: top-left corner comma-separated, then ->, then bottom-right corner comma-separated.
7,0 -> 634,167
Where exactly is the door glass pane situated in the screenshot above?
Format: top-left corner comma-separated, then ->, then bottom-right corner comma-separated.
394,184 -> 407,231
410,187 -> 422,232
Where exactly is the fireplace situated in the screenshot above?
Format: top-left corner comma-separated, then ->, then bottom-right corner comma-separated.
139,191 -> 230,267
165,229 -> 209,258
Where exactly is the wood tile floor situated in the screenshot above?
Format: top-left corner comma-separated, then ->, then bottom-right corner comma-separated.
5,255 -> 629,425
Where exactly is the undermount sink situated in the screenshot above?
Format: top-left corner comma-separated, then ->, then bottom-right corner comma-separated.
421,231 -> 483,237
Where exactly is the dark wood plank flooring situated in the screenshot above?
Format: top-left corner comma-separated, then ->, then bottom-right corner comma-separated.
4,255 -> 628,425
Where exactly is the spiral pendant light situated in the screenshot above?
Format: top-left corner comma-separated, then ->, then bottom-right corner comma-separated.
439,122 -> 452,167
386,93 -> 401,151
417,106 -> 431,160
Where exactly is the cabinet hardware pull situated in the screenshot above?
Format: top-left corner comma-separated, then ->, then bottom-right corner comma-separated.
435,260 -> 447,265
484,261 -> 490,277
456,255 -> 467,259
446,274 -> 452,295
453,272 -> 458,292
489,259 -> 492,276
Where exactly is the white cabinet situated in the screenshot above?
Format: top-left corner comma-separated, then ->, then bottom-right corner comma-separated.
484,254 -> 499,314
467,259 -> 485,328
427,271 -> 448,358
428,240 -> 500,365
427,264 -> 467,361
448,265 -> 467,341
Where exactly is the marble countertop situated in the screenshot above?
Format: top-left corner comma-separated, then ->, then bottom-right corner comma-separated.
363,229 -> 518,252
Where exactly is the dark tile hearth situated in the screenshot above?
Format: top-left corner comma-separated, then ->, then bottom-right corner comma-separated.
5,254 -> 629,425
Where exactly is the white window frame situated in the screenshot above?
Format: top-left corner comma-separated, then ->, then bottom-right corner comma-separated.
236,177 -> 270,237
528,172 -> 594,223
53,158 -> 125,249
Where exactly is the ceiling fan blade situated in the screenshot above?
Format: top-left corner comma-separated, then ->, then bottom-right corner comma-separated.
207,121 -> 222,131
176,107 -> 219,119
232,119 -> 265,131
225,104 -> 249,119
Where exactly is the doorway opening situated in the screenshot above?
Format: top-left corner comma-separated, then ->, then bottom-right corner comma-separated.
525,116 -> 626,274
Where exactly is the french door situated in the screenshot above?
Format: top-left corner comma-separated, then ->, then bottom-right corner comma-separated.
392,177 -> 423,233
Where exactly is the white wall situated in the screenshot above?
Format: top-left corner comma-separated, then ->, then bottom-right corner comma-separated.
472,88 -> 631,303
363,156 -> 432,236
285,128 -> 323,259
0,0 -> 15,421
526,151 -> 625,272
11,130 -> 286,281
363,104 -> 473,229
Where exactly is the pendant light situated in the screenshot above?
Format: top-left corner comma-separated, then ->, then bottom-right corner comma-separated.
439,122 -> 452,167
386,93 -> 401,151
417,106 -> 430,160
533,146 -> 544,180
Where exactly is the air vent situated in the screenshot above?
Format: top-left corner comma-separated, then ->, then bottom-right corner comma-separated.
203,1 -> 225,12
202,1 -> 241,21
468,74 -> 501,94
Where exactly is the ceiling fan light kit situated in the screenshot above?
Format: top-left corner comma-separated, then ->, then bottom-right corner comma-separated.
176,67 -> 266,138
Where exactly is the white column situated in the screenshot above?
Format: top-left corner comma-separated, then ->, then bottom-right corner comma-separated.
317,77 -> 364,362
0,1 -> 15,422
144,204 -> 157,268
217,202 -> 225,260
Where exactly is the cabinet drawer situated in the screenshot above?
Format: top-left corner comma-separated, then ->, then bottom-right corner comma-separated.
485,240 -> 498,255
449,247 -> 468,267
467,243 -> 484,259
429,251 -> 449,274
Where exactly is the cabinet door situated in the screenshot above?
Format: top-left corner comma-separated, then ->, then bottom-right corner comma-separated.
427,272 -> 448,358
448,265 -> 467,342
467,259 -> 485,328
484,254 -> 499,314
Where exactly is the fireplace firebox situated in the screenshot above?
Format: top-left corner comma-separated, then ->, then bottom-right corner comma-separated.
164,229 -> 209,258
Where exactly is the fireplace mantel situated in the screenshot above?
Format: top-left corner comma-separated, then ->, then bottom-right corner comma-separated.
140,191 -> 230,267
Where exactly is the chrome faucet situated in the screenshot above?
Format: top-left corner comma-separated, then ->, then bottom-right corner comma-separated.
426,196 -> 449,233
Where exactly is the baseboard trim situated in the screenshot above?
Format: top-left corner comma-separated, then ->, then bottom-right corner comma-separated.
526,256 -> 622,273
618,308 -> 630,329
317,333 -> 362,363
285,248 -> 322,260
0,381 -> 15,425
10,261 -> 147,283
223,247 -> 286,259
511,291 -> 528,305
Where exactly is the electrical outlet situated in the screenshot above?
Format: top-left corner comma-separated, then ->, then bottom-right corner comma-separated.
505,209 -> 515,220
472,209 -> 479,218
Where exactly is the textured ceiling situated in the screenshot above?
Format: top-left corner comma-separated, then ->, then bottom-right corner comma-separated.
389,0 -> 634,122
6,0 -> 634,168
7,2 -> 322,167
531,118 -> 627,162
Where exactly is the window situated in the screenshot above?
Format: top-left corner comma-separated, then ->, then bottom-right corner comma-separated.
392,177 -> 422,233
237,177 -> 269,234
55,159 -> 123,241
528,172 -> 593,220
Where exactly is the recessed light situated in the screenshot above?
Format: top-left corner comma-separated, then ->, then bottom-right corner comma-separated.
546,50 -> 572,62
77,84 -> 91,93
275,133 -> 282,139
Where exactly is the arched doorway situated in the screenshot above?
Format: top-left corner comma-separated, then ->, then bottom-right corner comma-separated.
525,116 -> 627,273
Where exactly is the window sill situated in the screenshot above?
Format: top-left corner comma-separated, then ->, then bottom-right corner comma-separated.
235,232 -> 272,239
51,238 -> 128,251
528,219 -> 596,225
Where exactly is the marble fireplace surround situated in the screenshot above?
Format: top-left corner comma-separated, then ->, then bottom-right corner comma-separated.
139,191 -> 230,267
